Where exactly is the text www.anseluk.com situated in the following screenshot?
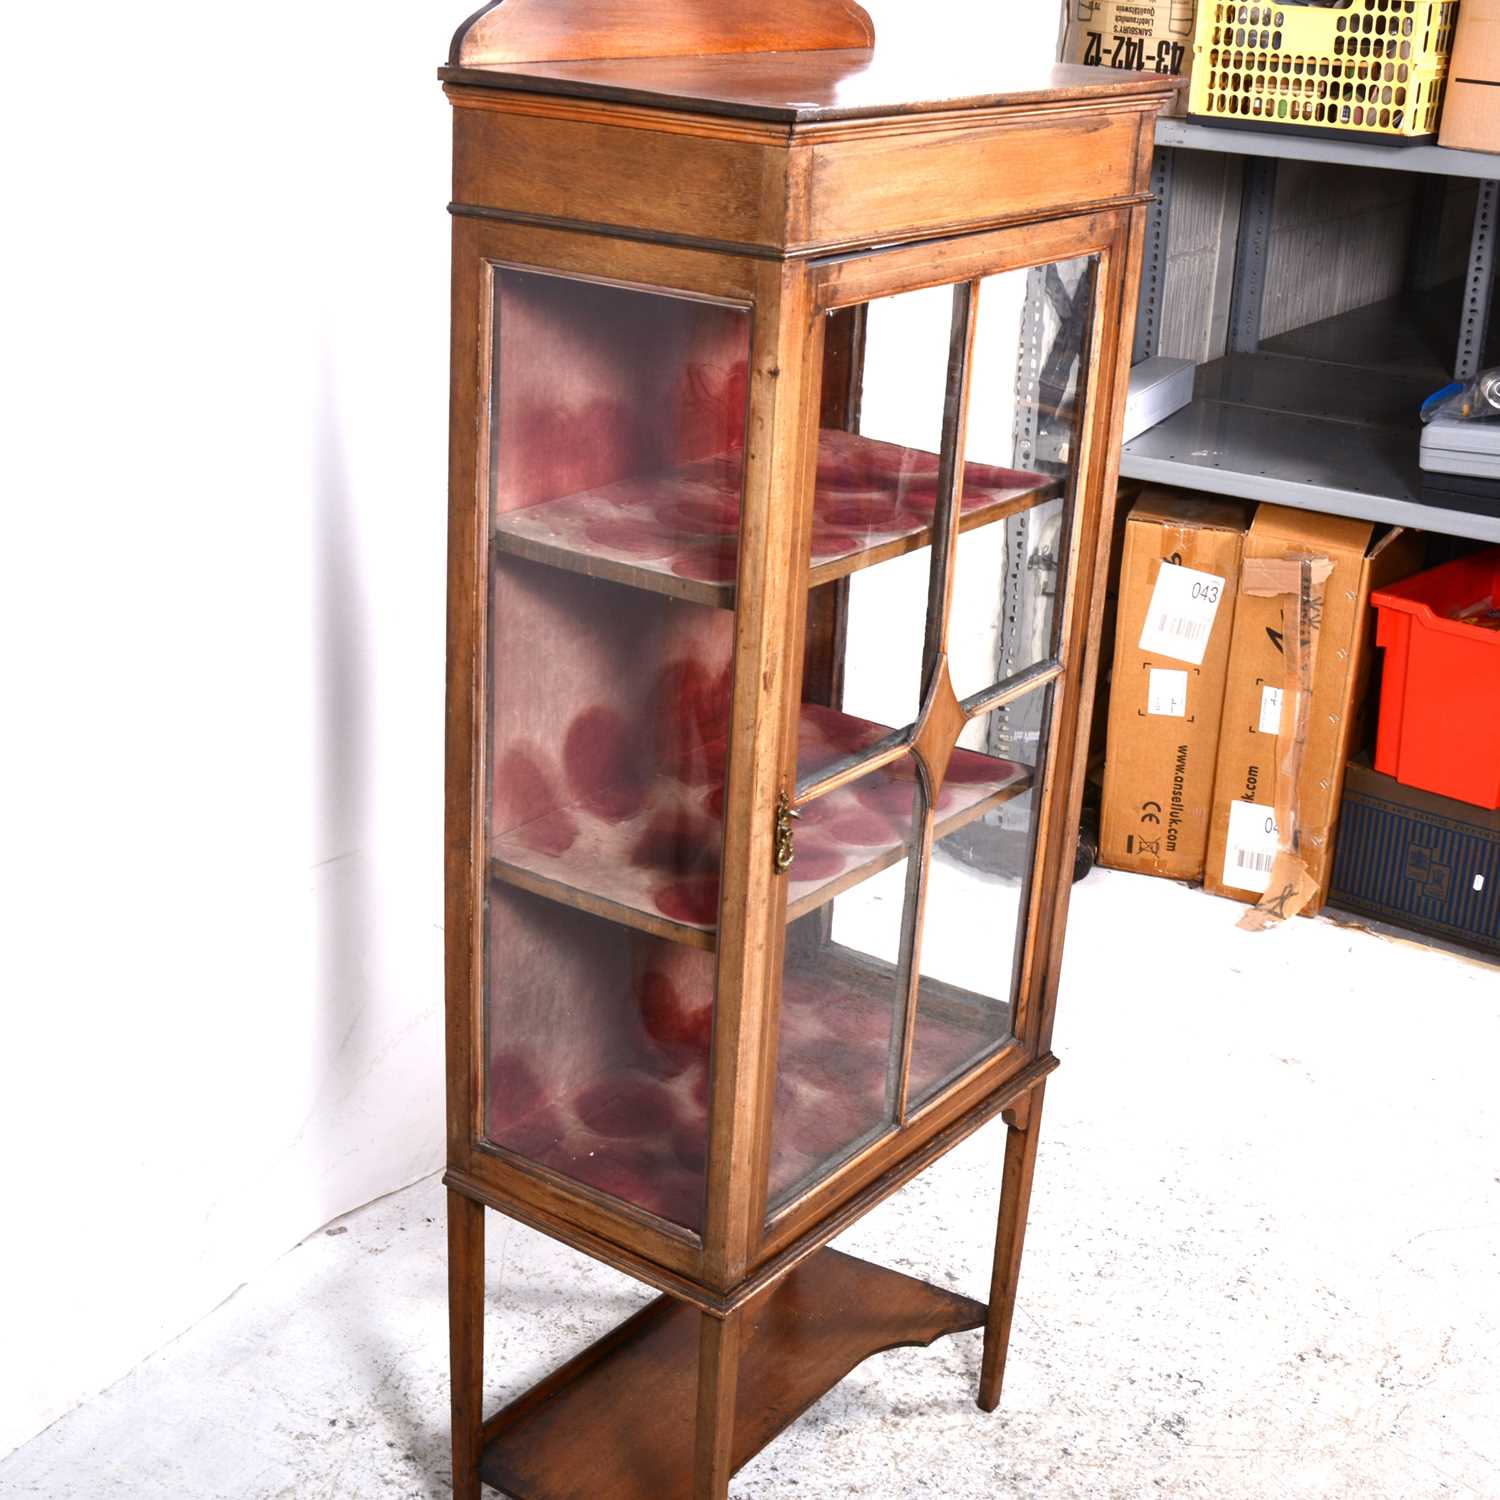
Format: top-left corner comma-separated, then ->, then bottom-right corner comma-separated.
1167,743 -> 1187,853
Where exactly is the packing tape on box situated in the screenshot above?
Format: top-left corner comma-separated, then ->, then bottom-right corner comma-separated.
1237,555 -> 1333,932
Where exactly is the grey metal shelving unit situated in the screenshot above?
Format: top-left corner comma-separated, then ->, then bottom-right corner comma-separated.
1154,118 -> 1500,182
1122,116 -> 1500,544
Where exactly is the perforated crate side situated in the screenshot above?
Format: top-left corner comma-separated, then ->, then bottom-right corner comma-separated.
1188,0 -> 1459,140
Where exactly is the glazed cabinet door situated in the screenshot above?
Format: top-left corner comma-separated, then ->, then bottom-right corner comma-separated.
757,216 -> 1130,1237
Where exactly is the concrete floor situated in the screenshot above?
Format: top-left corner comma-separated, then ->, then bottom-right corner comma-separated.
4,870 -> 1498,1499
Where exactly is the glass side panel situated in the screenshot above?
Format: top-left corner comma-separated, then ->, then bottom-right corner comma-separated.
949,256 -> 1097,703
481,266 -> 752,1236
767,773 -> 922,1215
488,269 -> 750,601
907,689 -> 1054,1115
485,895 -> 716,1231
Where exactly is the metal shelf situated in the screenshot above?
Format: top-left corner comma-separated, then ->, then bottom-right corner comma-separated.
1156,117 -> 1500,181
1260,290 -> 1465,377
1119,351 -> 1500,544
1130,107 -> 1500,966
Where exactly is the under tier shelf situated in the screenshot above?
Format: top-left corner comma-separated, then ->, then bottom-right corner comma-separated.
492,428 -> 1055,608
478,1247 -> 986,1500
490,703 -> 1031,950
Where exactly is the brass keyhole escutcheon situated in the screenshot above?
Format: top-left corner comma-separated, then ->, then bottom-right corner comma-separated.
773,790 -> 801,874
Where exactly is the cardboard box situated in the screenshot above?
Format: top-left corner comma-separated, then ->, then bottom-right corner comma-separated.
1204,507 -> 1422,911
1101,490 -> 1251,880
1329,758 -> 1500,959
1060,0 -> 1195,117
1439,0 -> 1500,153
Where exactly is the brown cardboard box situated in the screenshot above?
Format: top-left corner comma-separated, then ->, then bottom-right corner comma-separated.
1060,0 -> 1195,117
1439,0 -> 1500,153
1204,506 -> 1422,910
1100,490 -> 1251,880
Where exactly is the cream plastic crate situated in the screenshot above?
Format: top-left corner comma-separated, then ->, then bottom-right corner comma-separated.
1189,0 -> 1459,142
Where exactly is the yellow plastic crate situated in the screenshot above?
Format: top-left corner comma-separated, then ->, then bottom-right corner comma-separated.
1188,0 -> 1460,142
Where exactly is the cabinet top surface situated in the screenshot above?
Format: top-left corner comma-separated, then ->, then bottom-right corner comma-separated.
440,51 -> 1180,124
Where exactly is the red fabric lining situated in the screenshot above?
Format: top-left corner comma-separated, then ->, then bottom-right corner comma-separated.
484,953 -> 1001,1232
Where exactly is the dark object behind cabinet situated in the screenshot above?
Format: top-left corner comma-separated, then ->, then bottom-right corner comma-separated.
1331,759 -> 1500,959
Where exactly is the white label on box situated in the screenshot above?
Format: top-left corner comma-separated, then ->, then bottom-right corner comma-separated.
1147,667 -> 1189,717
1258,685 -> 1284,736
1138,562 -> 1226,667
1223,799 -> 1280,894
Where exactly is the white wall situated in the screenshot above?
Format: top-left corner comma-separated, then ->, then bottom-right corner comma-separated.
0,0 -> 1062,1461
0,5 -> 451,1458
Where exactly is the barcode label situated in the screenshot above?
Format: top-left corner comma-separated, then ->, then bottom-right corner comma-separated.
1223,799 -> 1280,894
1138,562 -> 1226,668
1258,685 -> 1284,736
1151,613 -> 1208,643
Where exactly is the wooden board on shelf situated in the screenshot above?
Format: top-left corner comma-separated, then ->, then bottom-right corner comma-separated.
492,429 -> 1056,609
489,703 -> 1031,948
477,1247 -> 984,1500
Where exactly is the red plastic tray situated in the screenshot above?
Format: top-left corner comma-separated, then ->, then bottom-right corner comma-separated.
1372,547 -> 1500,811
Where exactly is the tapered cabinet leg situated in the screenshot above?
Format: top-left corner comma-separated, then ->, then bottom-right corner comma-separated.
978,1081 -> 1047,1412
448,1187 -> 486,1500
693,1306 -> 743,1500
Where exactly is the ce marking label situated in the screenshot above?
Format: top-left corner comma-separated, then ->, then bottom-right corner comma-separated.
1140,800 -> 1163,826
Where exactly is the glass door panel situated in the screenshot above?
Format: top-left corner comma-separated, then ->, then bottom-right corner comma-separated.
948,256 -> 1097,702
482,266 -> 752,1236
768,249 -> 1097,1222
907,691 -> 1052,1115
829,285 -> 950,734
767,775 -> 923,1213
794,284 -> 952,760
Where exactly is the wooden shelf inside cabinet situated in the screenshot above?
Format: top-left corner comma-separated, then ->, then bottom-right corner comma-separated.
488,703 -> 1031,950
491,429 -> 1058,609
478,1248 -> 984,1500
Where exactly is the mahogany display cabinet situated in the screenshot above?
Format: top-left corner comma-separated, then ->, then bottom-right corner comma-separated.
439,5 -> 1176,1496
